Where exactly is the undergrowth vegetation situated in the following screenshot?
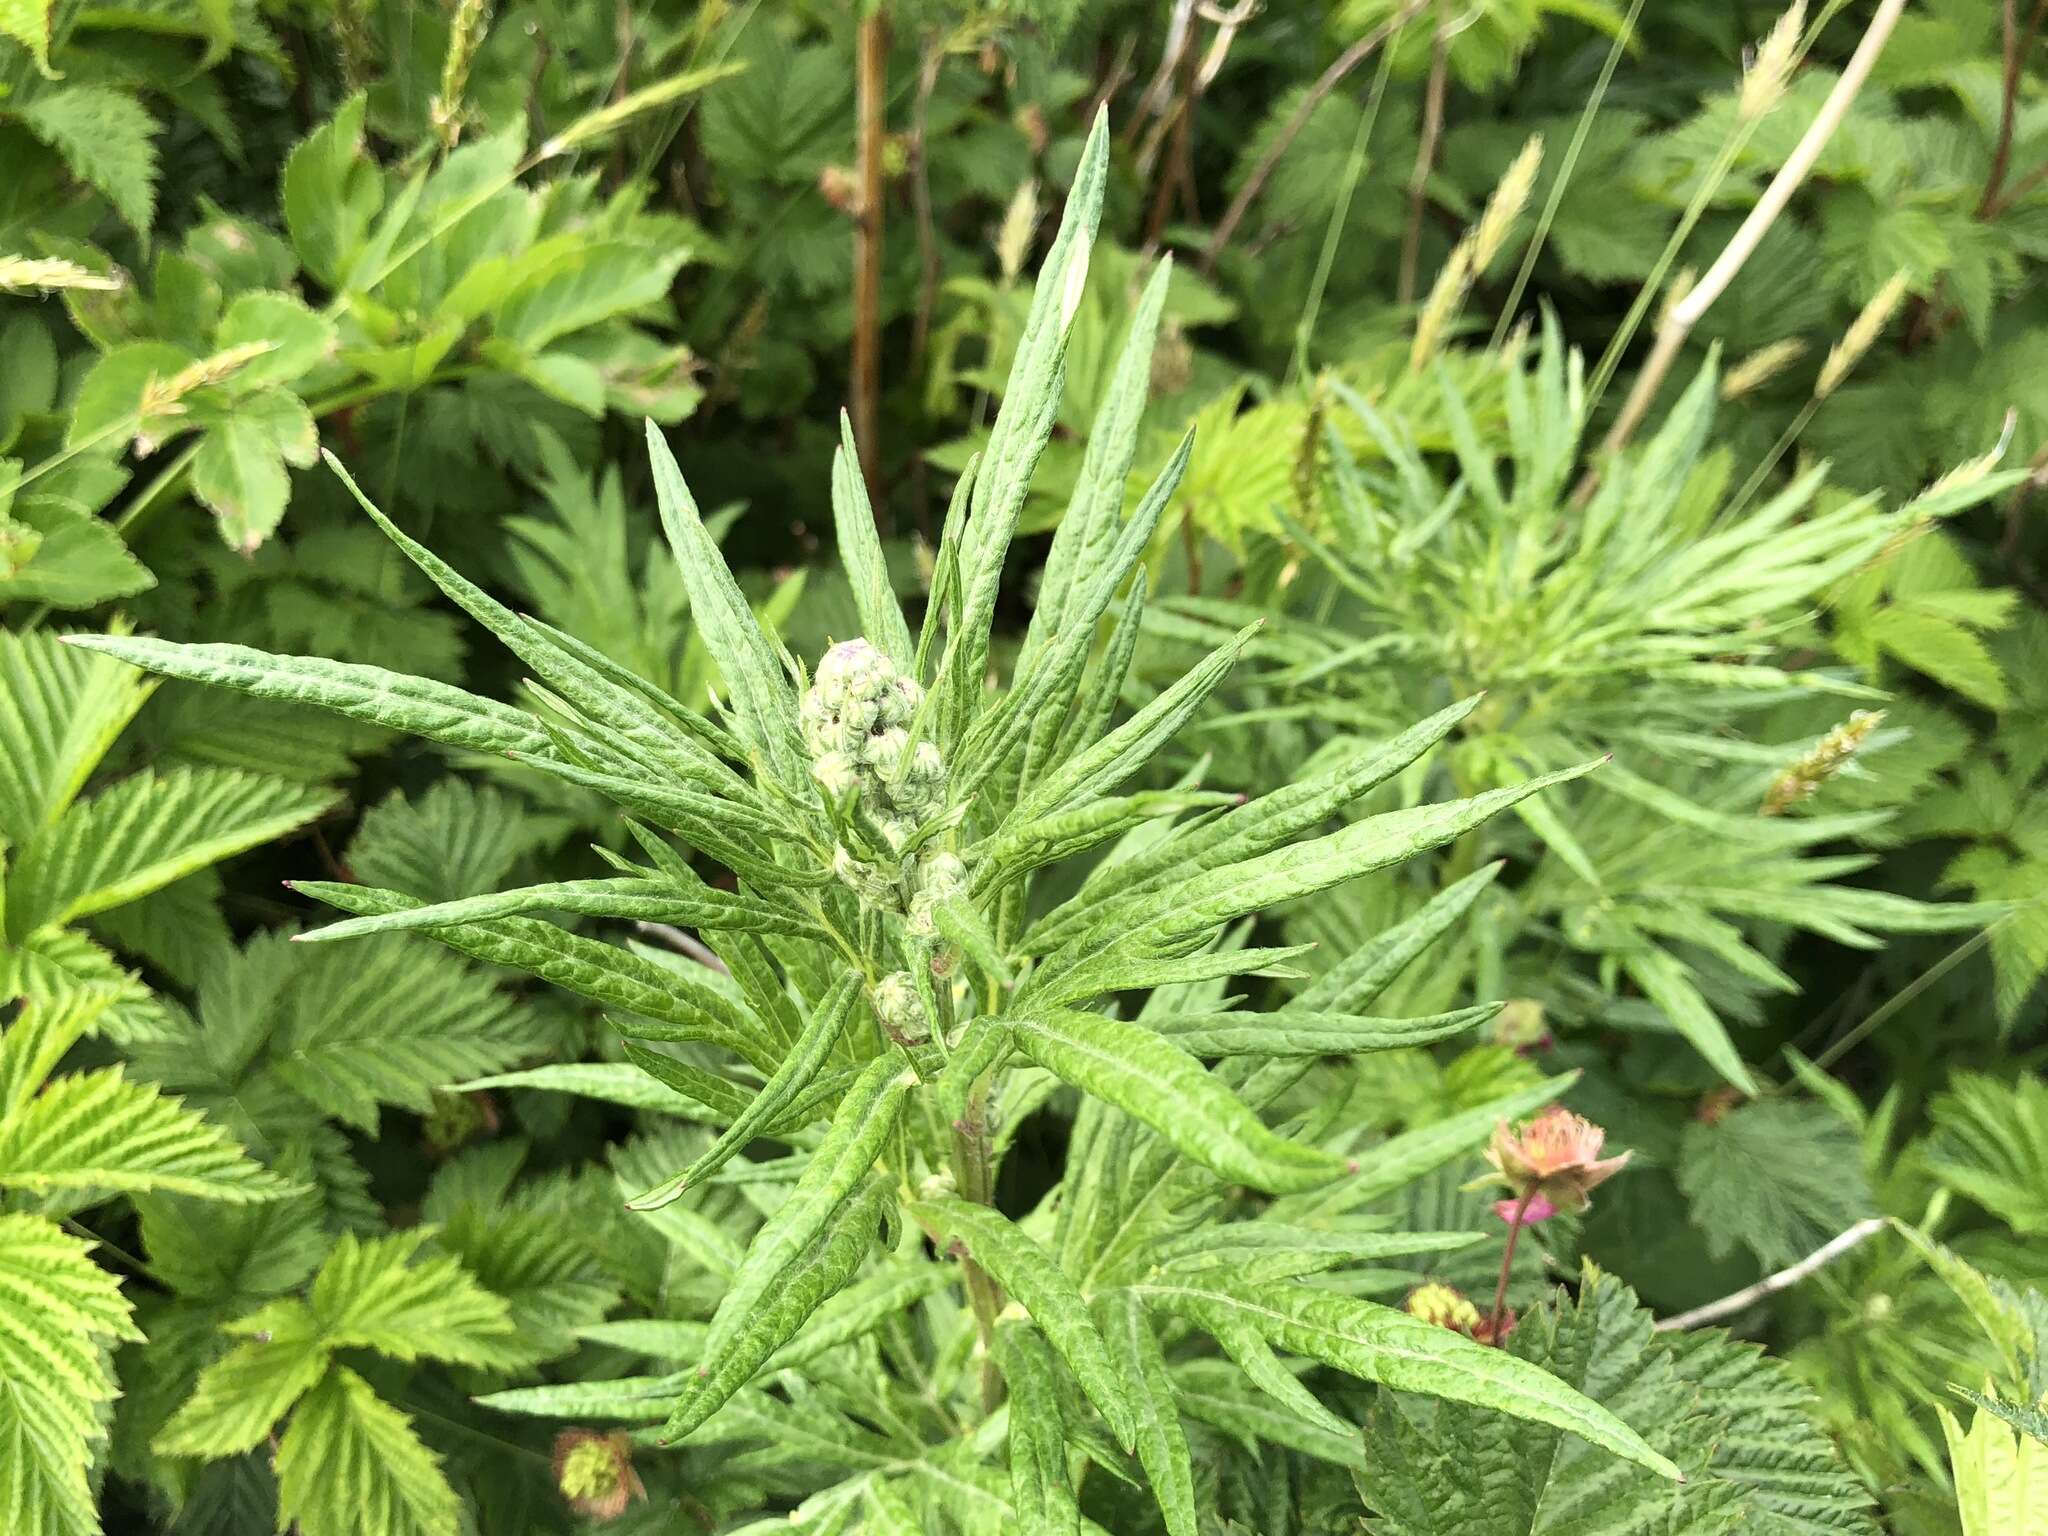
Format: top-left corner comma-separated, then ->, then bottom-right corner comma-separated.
2,2 -> 2045,1534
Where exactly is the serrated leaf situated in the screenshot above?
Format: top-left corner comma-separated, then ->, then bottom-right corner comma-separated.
1679,1099 -> 1875,1269
0,1063 -> 289,1202
0,631 -> 154,849
5,766 -> 333,935
0,1212 -> 141,1536
0,0 -> 54,74
274,1366 -> 460,1536
19,86 -> 160,235
307,1228 -> 513,1366
154,1302 -> 327,1458
282,94 -> 382,289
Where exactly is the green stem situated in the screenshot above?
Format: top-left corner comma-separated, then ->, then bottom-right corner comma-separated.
948,1073 -> 1006,1411
1722,398 -> 1818,520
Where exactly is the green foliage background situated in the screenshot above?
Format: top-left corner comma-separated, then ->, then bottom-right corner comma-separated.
1,0 -> 2045,1533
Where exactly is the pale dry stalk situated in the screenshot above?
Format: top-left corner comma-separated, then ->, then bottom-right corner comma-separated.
1576,0 -> 1906,505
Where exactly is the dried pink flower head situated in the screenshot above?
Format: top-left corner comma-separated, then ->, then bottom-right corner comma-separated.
1485,1106 -> 1630,1215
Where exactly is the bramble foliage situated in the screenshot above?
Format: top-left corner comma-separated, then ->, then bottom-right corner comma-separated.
4,3 -> 2048,1535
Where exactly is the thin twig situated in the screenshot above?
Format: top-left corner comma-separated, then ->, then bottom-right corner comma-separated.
1201,0 -> 1432,273
1574,0 -> 1907,505
1131,0 -> 1198,131
1980,0 -> 2048,216
1654,1218 -> 1885,1331
1397,0 -> 1451,306
1993,156 -> 2048,217
634,921 -> 731,973
907,39 -> 945,370
851,7 -> 890,511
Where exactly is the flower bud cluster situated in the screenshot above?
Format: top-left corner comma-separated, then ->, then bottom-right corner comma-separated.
803,640 -> 946,842
804,639 -> 959,914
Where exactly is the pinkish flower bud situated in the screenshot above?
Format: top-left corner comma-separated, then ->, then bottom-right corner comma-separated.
1493,1192 -> 1557,1227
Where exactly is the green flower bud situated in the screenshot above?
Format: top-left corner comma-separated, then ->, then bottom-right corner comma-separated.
873,971 -> 929,1044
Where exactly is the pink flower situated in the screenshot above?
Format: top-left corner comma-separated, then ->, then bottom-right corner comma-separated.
1493,1192 -> 1557,1227
1484,1106 -> 1630,1215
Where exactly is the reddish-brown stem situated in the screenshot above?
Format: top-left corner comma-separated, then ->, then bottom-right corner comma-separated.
1986,152 -> 2048,223
1981,0 -> 2048,216
852,8 -> 889,512
1488,1189 -> 1534,1342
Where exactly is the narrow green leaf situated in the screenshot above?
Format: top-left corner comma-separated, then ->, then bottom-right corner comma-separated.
326,451 -> 713,785
694,1053 -> 915,1361
1012,1009 -> 1345,1194
295,876 -> 799,944
912,1194 -> 1135,1451
1009,624 -> 1259,829
1288,1074 -> 1574,1218
997,1319 -> 1083,1536
1095,1290 -> 1199,1536
60,635 -> 550,756
290,881 -> 770,1069
661,1177 -> 889,1444
626,975 -> 860,1208
1151,1003 -> 1500,1057
1134,1276 -> 1682,1480
1296,861 -> 1504,1012
645,422 -> 808,787
944,111 -> 1111,745
831,413 -> 913,669
1034,697 -> 1483,955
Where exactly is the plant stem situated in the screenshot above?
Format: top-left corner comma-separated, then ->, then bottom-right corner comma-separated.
1487,1189 -> 1534,1341
1722,397 -> 1819,518
949,1075 -> 1006,1410
852,6 -> 890,513
1490,0 -> 1645,347
1811,919 -> 2009,1071
1980,0 -> 2048,217
1397,0 -> 1451,306
1202,0 -> 1431,273
1292,40 -> 1400,382
907,38 -> 945,370
1576,0 -> 1907,503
